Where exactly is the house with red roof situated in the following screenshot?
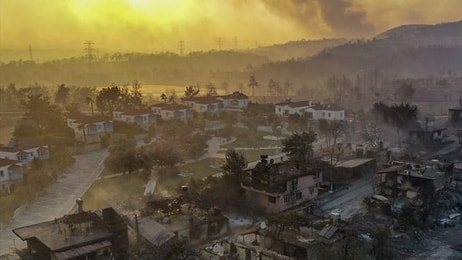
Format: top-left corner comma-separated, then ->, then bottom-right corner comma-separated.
150,103 -> 193,121
182,96 -> 225,113
275,100 -> 344,121
67,114 -> 114,144
218,91 -> 249,110
113,108 -> 157,128
306,104 -> 345,120
0,140 -> 50,165
0,158 -> 23,194
275,100 -> 313,116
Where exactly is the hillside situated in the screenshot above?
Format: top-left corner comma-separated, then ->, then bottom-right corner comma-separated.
0,51 -> 269,86
377,20 -> 462,46
1,21 -> 461,89
247,38 -> 348,61
252,20 -> 462,85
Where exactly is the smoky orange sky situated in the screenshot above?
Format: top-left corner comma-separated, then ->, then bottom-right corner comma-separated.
0,0 -> 461,55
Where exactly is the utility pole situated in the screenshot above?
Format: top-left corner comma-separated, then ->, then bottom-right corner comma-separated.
134,214 -> 140,256
178,40 -> 184,56
83,41 -> 95,62
28,44 -> 33,61
217,37 -> 222,50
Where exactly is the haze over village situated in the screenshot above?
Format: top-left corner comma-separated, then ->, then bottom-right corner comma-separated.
0,0 -> 462,259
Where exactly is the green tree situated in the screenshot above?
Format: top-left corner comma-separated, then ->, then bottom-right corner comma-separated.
248,74 -> 258,96
184,85 -> 200,98
185,133 -> 208,161
394,83 -> 415,102
205,82 -> 217,96
282,130 -> 317,172
221,149 -> 248,175
267,79 -> 279,96
21,94 -> 65,133
130,80 -> 143,106
54,84 -> 70,108
86,97 -> 95,116
95,85 -> 122,116
153,141 -> 182,168
160,93 -> 168,103
104,138 -> 138,174
372,102 -> 418,147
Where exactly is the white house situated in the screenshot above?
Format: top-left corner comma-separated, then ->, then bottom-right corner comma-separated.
150,103 -> 194,121
182,96 -> 225,113
0,158 -> 23,194
67,114 -> 114,144
275,100 -> 312,116
307,104 -> 345,120
219,91 -> 249,110
0,140 -> 50,165
113,108 -> 157,127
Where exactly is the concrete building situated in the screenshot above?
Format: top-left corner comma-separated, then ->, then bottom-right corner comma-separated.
142,198 -> 229,244
201,239 -> 294,260
448,98 -> 462,126
13,205 -> 129,260
377,160 -> 452,198
333,158 -> 377,185
240,156 -> 324,214
67,114 -> 113,144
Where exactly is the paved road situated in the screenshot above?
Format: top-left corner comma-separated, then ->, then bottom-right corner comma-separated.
318,176 -> 375,220
0,149 -> 107,255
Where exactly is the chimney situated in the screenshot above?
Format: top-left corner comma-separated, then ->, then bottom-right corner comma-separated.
76,198 -> 84,213
260,155 -> 268,164
181,185 -> 188,193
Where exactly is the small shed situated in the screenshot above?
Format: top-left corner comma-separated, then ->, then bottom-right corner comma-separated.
333,158 -> 376,184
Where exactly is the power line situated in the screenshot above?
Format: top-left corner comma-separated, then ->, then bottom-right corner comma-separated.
83,41 -> 95,62
178,40 -> 184,56
28,44 -> 33,61
217,37 -> 222,50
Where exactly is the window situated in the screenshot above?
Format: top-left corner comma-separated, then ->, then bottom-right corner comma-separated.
278,107 -> 281,112
268,196 -> 276,204
291,179 -> 298,190
0,170 -> 4,177
296,191 -> 302,200
322,112 -> 325,117
18,153 -> 28,161
328,112 -> 331,117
